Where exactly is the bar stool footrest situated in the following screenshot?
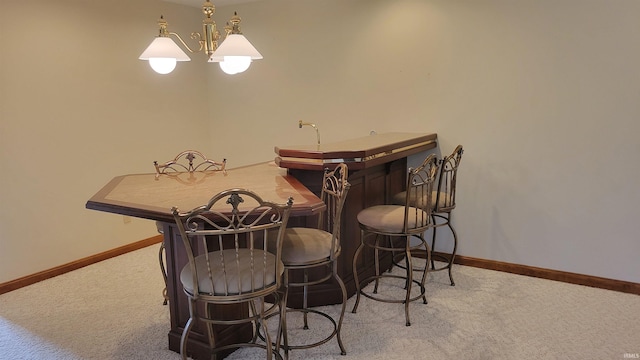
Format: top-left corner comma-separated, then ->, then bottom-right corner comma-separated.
282,308 -> 339,351
357,274 -> 427,304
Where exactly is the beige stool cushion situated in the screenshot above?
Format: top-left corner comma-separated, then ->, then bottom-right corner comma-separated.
180,248 -> 284,295
357,205 -> 429,233
274,227 -> 336,266
391,191 -> 447,209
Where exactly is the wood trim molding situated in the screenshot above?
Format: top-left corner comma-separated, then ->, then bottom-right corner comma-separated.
451,253 -> 640,295
2,239 -> 637,296
0,235 -> 163,296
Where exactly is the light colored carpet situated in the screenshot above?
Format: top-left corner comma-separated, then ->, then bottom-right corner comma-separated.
1,245 -> 638,360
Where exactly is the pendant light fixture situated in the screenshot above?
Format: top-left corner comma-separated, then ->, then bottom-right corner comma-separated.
138,1 -> 262,75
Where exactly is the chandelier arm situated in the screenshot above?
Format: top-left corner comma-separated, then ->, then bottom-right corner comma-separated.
168,32 -> 200,53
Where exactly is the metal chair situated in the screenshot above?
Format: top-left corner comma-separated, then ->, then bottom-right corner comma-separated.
352,154 -> 439,326
391,145 -> 464,285
171,189 -> 293,360
276,164 -> 350,358
154,150 -> 227,305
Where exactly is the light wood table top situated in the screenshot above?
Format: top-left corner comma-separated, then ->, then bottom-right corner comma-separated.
86,162 -> 325,223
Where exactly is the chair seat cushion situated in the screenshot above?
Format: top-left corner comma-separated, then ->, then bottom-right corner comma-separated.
180,248 -> 284,296
357,205 -> 429,233
278,227 -> 337,266
391,191 -> 447,209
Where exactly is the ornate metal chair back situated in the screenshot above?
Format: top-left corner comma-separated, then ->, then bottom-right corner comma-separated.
317,163 -> 351,261
403,154 -> 440,234
154,150 -> 226,177
172,189 -> 293,301
434,145 -> 464,213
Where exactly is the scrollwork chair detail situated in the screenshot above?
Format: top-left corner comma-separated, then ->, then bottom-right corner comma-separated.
154,149 -> 226,177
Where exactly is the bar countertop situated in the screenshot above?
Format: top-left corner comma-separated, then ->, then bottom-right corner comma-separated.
86,161 -> 325,223
275,132 -> 437,170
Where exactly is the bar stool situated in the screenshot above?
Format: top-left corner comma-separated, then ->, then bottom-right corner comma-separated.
171,189 -> 292,360
391,145 -> 463,286
276,164 -> 350,358
351,154 -> 439,326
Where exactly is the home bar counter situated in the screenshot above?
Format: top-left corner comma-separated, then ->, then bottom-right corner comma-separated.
275,132 -> 438,306
86,132 -> 437,359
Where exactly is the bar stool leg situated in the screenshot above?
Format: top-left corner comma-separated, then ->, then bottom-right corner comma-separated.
302,270 -> 309,330
351,229 -> 366,314
373,234 -> 381,294
333,267 -> 348,355
446,216 -> 458,286
280,273 -> 290,360
404,240 -> 413,326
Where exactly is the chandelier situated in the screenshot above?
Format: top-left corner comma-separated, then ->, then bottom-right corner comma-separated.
138,1 -> 262,75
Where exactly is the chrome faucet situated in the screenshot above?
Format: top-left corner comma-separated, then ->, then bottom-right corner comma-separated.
298,120 -> 320,146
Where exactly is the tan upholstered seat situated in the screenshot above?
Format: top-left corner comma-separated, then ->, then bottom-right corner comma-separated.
180,249 -> 284,295
279,228 -> 337,266
172,189 -> 292,360
357,205 -> 430,234
352,154 -> 439,326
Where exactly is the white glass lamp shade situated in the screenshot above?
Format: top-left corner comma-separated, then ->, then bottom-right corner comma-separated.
139,37 -> 191,74
147,58 -> 177,74
209,34 -> 262,74
218,56 -> 252,75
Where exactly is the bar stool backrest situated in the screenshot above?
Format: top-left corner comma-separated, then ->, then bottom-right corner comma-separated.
403,154 -> 439,234
318,163 -> 351,261
434,145 -> 464,213
154,150 -> 226,176
171,189 -> 293,302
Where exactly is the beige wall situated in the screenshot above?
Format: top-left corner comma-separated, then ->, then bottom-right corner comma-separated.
1,0 -> 639,284
0,0 -> 210,282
